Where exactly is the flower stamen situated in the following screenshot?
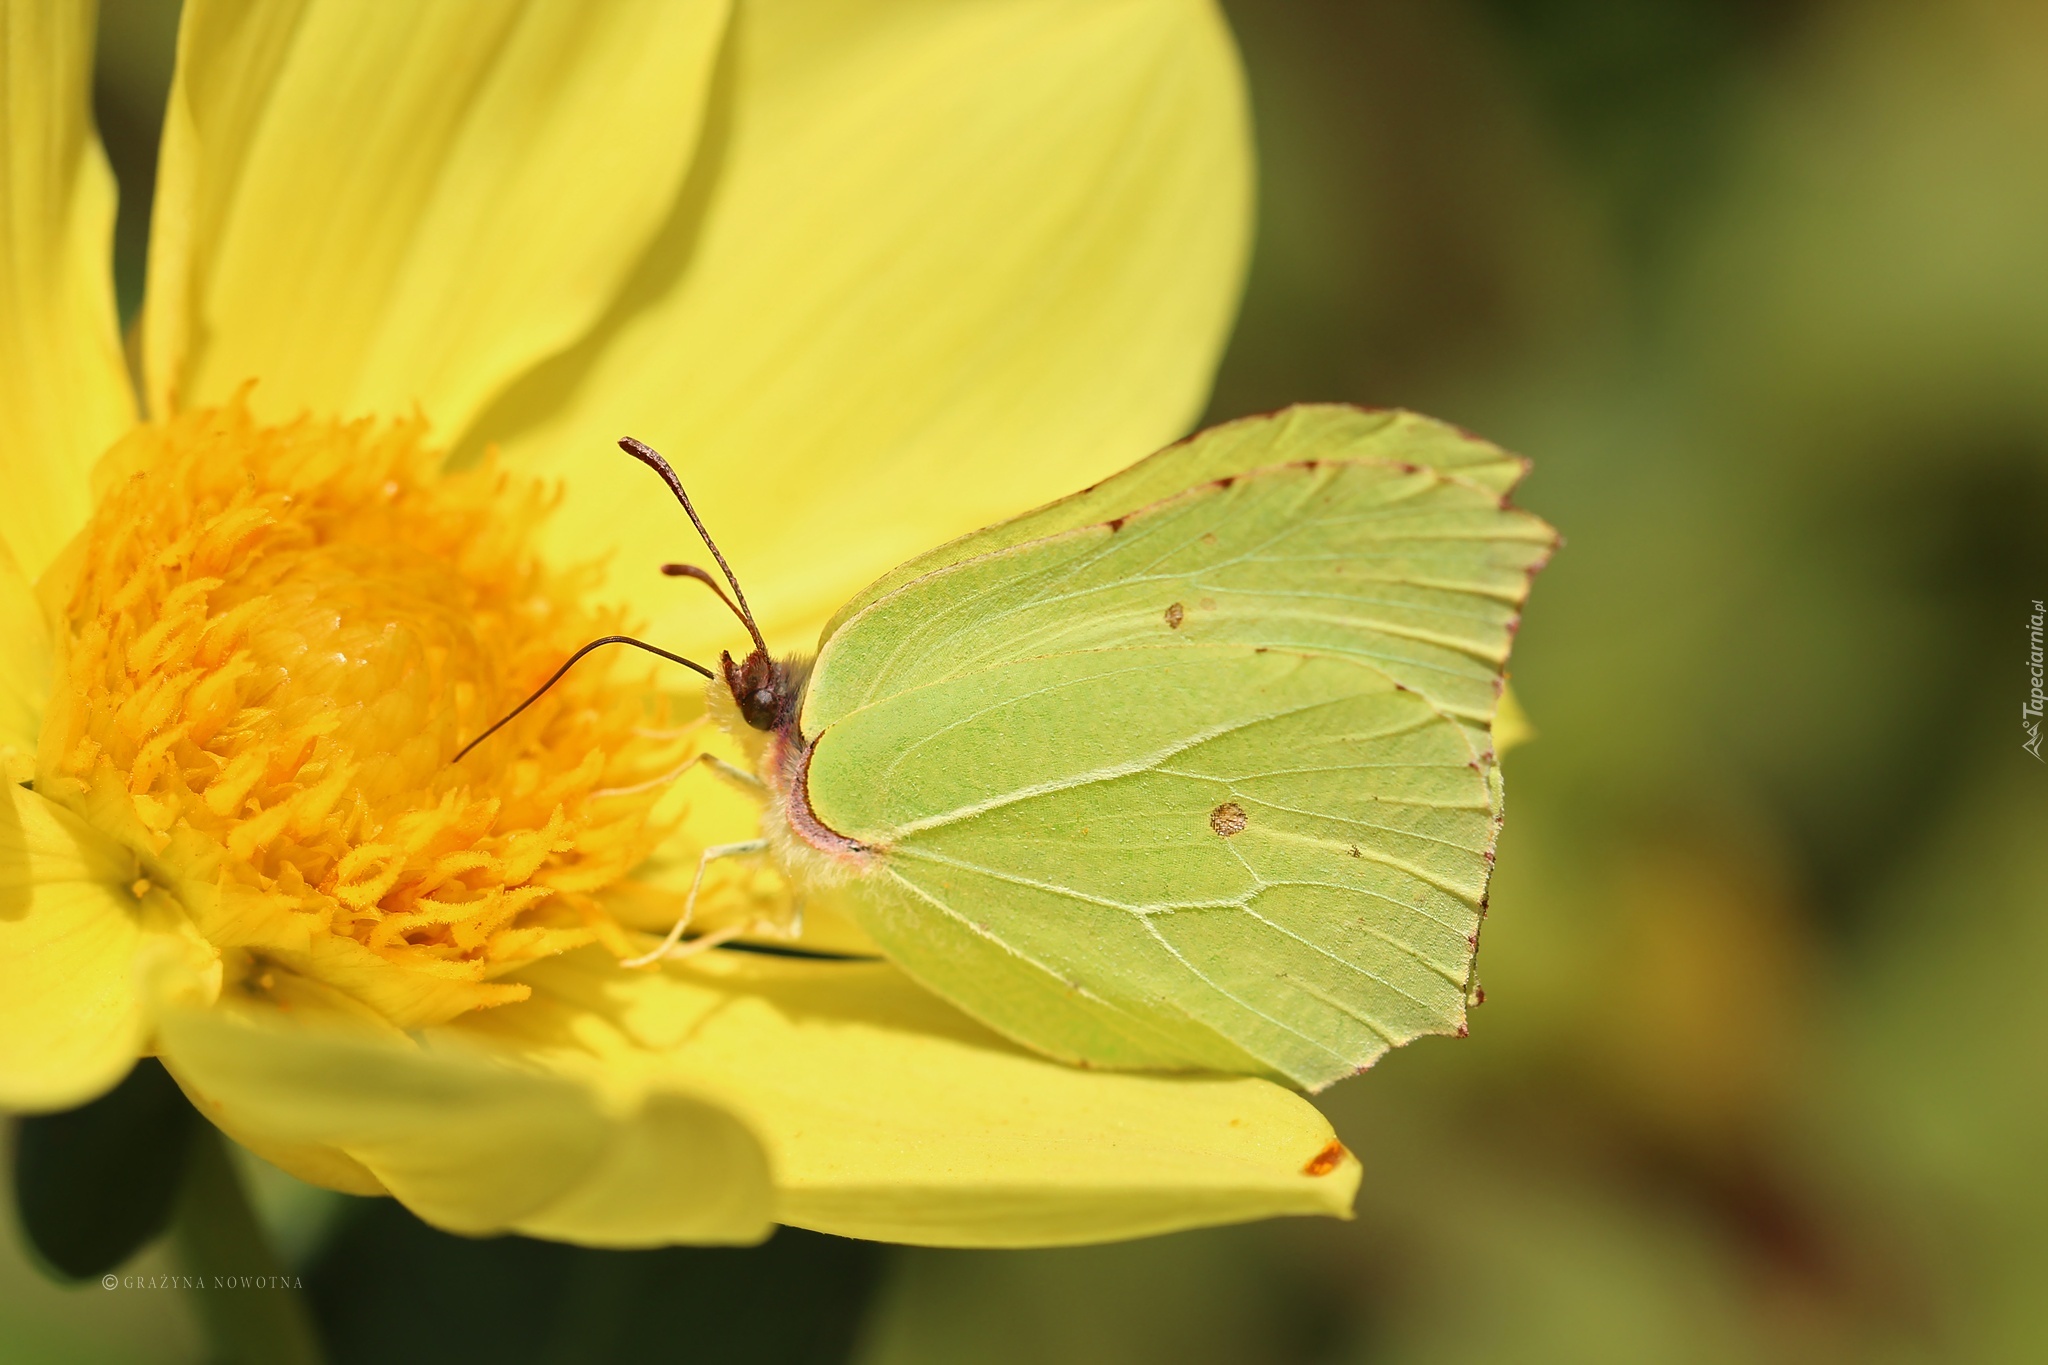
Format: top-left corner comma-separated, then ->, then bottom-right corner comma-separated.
40,402 -> 687,1026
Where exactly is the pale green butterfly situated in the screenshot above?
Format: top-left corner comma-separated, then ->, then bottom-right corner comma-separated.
461,405 -> 1556,1091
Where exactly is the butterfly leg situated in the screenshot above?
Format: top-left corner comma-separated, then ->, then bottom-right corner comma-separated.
619,838 -> 768,968
593,750 -> 763,800
642,920 -> 749,961
695,752 -> 764,793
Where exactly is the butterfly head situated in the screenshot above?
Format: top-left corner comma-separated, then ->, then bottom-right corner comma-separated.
721,648 -> 810,733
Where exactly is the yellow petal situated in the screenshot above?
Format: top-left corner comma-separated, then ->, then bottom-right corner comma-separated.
0,784 -> 146,1111
155,986 -> 775,1247
145,0 -> 731,436
0,536 -> 50,773
474,950 -> 1360,1248
484,0 -> 1253,650
0,0 -> 137,579
1495,683 -> 1537,754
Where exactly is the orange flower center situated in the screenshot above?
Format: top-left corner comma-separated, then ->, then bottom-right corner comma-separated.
36,402 -> 680,1026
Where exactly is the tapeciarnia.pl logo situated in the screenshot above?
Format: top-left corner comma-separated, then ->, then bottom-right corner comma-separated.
2025,598 -> 2045,761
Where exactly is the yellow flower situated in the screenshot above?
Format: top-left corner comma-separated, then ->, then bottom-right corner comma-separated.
0,0 -> 1359,1246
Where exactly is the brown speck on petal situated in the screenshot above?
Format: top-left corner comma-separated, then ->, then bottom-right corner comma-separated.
1302,1141 -> 1348,1177
1209,802 -> 1247,837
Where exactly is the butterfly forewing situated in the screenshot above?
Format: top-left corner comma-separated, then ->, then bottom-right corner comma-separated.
806,458 -> 1552,732
817,404 -> 1534,642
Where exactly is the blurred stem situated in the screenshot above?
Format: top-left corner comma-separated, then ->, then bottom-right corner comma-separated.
173,1124 -> 327,1365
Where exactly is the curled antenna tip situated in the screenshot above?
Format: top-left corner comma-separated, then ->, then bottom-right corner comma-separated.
661,561 -> 753,636
615,437 -> 769,659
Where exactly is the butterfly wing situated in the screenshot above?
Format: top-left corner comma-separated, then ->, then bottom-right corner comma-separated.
819,404 -> 1531,642
800,408 -> 1555,1090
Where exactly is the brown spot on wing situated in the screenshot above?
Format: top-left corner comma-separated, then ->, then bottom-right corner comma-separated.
1302,1141 -> 1348,1177
1164,602 -> 1184,629
1209,802 -> 1247,837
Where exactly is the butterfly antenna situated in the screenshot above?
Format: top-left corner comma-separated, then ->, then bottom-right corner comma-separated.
660,561 -> 751,632
453,635 -> 714,764
619,437 -> 770,658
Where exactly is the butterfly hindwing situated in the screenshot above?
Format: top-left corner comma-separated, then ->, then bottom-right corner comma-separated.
810,647 -> 1495,1087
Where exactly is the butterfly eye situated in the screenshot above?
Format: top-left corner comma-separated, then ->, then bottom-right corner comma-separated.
753,688 -> 776,709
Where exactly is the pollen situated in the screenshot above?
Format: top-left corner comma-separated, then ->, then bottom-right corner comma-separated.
37,402 -> 683,1026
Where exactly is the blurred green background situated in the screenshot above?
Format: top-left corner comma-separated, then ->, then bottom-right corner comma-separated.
8,0 -> 2046,1360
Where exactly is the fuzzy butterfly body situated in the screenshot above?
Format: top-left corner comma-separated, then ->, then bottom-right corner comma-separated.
707,405 -> 1555,1091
